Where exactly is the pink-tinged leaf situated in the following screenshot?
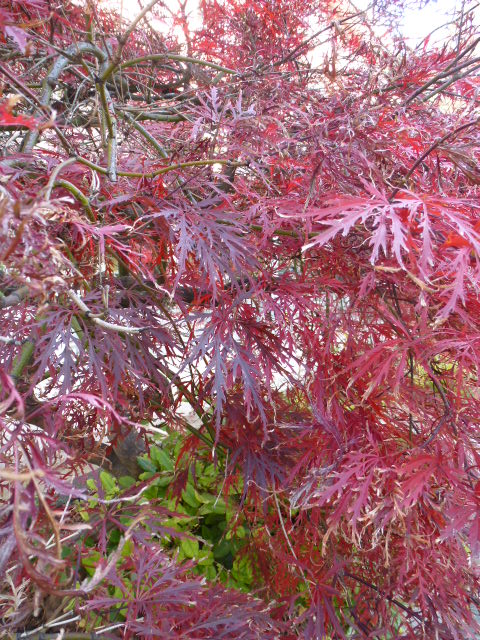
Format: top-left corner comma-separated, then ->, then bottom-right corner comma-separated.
389,209 -> 408,267
437,248 -> 469,318
299,193 -> 411,266
4,25 -> 27,53
370,216 -> 388,264
0,103 -> 37,129
2,4 -> 480,638
419,203 -> 434,275
0,369 -> 23,417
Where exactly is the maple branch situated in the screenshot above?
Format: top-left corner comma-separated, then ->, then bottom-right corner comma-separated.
451,34 -> 480,67
119,0 -> 162,43
44,157 -> 78,200
376,283 -> 454,446
344,572 -> 423,622
119,110 -> 169,158
0,286 -> 29,309
99,0 -> 164,82
420,413 -> 451,448
404,55 -> 480,106
67,290 -> 146,334
20,42 -> 107,152
272,7 -> 370,67
422,61 -> 480,102
418,361 -> 455,447
389,117 -> 480,200
19,443 -> 62,561
16,42 -> 119,180
117,107 -> 184,123
75,156 -> 244,178
11,338 -> 35,381
0,63 -> 73,154
157,363 -> 224,450
114,53 -> 236,78
95,77 -> 118,182
272,489 -> 312,596
99,3 -> 236,90
403,38 -> 480,107
52,178 -> 95,222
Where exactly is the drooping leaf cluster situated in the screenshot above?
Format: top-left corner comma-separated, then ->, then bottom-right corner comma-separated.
0,0 -> 479,638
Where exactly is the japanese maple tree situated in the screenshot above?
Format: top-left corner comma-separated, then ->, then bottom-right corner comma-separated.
0,0 -> 479,638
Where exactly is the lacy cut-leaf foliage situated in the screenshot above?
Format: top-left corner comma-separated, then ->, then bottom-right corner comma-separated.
0,0 -> 479,638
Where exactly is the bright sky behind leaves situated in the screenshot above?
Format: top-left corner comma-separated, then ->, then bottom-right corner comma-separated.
120,0 -> 472,46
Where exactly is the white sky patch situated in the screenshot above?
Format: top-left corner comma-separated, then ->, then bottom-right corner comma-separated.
401,0 -> 480,46
118,0 -> 468,46
400,0 -> 464,46
120,0 -> 202,31
143,1 -> 202,47
357,0 -> 479,47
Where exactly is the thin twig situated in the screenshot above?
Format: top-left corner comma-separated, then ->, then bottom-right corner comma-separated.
113,53 -> 236,79
344,571 -> 423,621
404,50 -> 480,106
0,63 -> 73,154
20,42 -> 107,153
0,286 -> 30,309
100,0 -> 167,82
389,117 -> 479,200
272,489 -> 312,596
44,157 -> 78,200
52,179 -> 95,222
76,156 -> 244,179
272,7 -> 370,68
119,110 -> 169,158
67,289 -> 146,334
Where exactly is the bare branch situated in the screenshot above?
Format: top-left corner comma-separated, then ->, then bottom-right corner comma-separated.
67,289 -> 146,334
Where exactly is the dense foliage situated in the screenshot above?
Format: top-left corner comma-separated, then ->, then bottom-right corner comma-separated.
0,0 -> 479,637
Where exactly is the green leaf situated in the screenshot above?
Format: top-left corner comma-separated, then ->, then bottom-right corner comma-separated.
197,550 -> 215,565
155,475 -> 173,488
182,482 -> 201,508
231,556 -> 253,585
100,471 -> 118,495
78,509 -> 90,522
137,457 -> 157,473
150,445 -> 174,471
198,498 -> 226,515
118,475 -> 136,489
204,513 -> 225,525
180,537 -> 200,558
121,538 -> 134,558
201,524 -> 215,540
194,490 -> 215,503
213,539 -> 231,559
205,565 -> 217,580
82,551 -> 101,576
109,529 -> 121,546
